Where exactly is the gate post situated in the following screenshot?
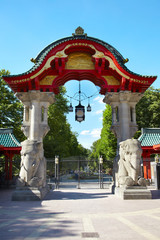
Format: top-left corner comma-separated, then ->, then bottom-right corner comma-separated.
103,91 -> 143,144
12,91 -> 55,200
104,91 -> 143,190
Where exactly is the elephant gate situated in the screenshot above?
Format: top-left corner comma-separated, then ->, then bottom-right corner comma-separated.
3,27 -> 156,200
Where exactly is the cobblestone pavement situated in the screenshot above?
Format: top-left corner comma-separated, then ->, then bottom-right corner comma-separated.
0,188 -> 160,240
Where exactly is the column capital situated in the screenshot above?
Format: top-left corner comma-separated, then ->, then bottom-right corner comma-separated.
103,91 -> 143,104
16,91 -> 56,104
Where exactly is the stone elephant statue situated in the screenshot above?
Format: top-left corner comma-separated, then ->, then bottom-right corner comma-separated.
17,140 -> 46,188
117,139 -> 147,187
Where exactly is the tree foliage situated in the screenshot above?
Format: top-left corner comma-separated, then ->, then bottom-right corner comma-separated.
136,87 -> 160,129
89,87 -> 160,168
0,69 -> 88,160
135,87 -> 160,138
0,69 -> 24,141
43,86 -> 88,158
89,104 -> 117,169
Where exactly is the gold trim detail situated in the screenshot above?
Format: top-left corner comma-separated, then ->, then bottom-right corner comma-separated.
10,43 -> 149,85
11,78 -> 30,84
130,79 -> 149,84
65,52 -> 95,70
40,75 -> 57,85
103,76 -> 120,85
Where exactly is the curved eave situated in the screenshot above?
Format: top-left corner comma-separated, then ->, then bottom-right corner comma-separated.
2,35 -> 157,92
153,144 -> 160,151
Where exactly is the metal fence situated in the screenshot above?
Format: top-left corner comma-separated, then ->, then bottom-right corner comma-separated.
46,156 -> 113,189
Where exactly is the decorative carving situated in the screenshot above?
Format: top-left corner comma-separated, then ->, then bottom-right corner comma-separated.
117,139 -> 147,187
93,51 -> 105,58
74,26 -> 86,36
21,125 -> 30,138
39,125 -> 50,138
40,75 -> 57,86
30,58 -> 36,63
16,91 -> 56,105
103,76 -> 120,86
65,52 -> 95,70
111,124 -> 120,139
103,92 -> 120,105
123,58 -> 129,63
119,91 -> 132,102
17,140 -> 46,188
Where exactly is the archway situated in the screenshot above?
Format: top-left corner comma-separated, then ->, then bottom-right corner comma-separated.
3,27 -> 157,200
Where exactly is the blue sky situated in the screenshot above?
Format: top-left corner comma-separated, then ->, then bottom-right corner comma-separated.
0,0 -> 160,149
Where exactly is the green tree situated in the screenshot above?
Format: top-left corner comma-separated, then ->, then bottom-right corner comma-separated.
0,69 -> 24,141
43,86 -> 88,158
89,104 -> 117,169
99,104 -> 117,165
1,69 -> 88,158
135,87 -> 160,138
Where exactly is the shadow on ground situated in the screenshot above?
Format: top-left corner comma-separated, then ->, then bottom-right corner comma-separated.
45,189 -> 110,201
0,189 -> 79,240
151,190 -> 160,199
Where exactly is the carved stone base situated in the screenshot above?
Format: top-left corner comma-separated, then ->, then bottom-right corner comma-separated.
115,186 -> 152,200
12,186 -> 49,201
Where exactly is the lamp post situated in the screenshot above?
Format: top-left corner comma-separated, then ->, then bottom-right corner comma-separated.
55,155 -> 59,189
99,156 -> 103,189
77,156 -> 81,189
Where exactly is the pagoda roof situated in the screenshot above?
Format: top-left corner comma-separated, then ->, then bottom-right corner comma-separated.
138,128 -> 160,147
4,35 -> 156,80
3,28 -> 157,94
0,128 -> 21,148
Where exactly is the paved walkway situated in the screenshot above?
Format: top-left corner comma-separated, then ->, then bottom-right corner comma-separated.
0,187 -> 160,240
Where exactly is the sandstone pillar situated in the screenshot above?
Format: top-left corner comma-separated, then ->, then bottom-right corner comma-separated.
12,91 -> 55,201
103,91 -> 143,144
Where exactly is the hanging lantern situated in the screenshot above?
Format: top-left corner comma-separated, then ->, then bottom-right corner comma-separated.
75,103 -> 85,122
69,103 -> 73,112
87,103 -> 91,112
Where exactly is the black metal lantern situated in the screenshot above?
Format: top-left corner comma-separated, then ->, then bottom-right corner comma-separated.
87,103 -> 91,112
75,103 -> 85,123
69,103 -> 73,112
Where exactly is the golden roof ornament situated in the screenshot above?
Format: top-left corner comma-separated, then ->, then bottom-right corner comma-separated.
123,58 -> 129,64
30,58 -> 36,64
72,26 -> 87,37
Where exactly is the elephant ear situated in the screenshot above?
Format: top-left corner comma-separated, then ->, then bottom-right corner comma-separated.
119,141 -> 125,148
119,141 -> 127,151
124,144 -> 130,153
119,140 -> 130,154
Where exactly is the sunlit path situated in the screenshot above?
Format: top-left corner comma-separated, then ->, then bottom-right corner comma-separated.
1,188 -> 160,240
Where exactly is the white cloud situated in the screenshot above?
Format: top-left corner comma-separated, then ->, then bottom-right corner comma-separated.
90,128 -> 102,138
99,116 -> 103,121
93,96 -> 104,104
80,128 -> 102,138
95,109 -> 103,115
80,130 -> 90,135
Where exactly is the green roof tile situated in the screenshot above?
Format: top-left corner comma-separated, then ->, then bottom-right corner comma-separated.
0,128 -> 21,147
138,128 -> 160,146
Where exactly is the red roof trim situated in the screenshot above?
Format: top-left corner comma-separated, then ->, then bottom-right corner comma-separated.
153,144 -> 160,150
3,38 -> 157,94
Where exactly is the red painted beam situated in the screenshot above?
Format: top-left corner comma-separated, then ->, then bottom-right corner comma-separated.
153,144 -> 160,151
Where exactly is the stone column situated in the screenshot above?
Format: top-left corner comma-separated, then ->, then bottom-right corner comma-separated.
103,91 -> 143,144
16,91 -> 55,141
12,91 -> 55,201
104,91 -> 143,192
